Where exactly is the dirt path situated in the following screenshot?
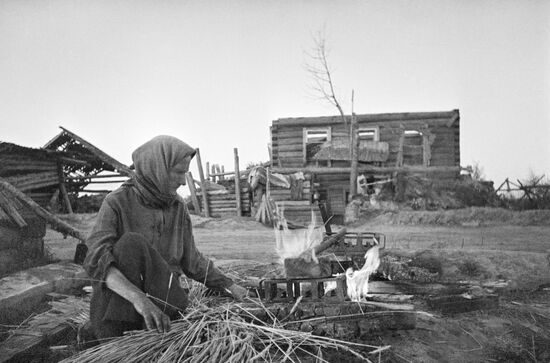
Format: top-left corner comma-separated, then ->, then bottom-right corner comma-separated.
41,213 -> 550,362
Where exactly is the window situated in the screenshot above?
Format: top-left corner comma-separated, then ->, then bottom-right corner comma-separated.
402,129 -> 423,165
358,127 -> 379,141
303,127 -> 330,164
404,129 -> 422,137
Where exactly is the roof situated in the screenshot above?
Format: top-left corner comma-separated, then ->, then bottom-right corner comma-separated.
273,109 -> 460,127
44,126 -> 133,176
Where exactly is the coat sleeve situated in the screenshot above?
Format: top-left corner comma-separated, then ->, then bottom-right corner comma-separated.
83,199 -> 120,284
179,207 -> 233,290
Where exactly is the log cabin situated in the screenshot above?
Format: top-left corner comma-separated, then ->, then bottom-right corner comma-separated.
269,109 -> 461,223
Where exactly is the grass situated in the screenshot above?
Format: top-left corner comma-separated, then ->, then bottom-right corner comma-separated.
60,282 -> 389,363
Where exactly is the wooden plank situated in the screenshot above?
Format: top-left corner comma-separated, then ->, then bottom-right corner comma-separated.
0,164 -> 57,172
204,193 -> 249,200
195,148 -> 209,218
234,148 -> 242,217
271,129 -> 303,138
57,163 -> 73,214
208,202 -> 238,207
275,144 -> 303,152
273,111 -> 458,127
272,165 -> 462,174
209,207 -> 243,212
66,173 -> 129,180
186,172 -> 201,214
5,177 -> 60,192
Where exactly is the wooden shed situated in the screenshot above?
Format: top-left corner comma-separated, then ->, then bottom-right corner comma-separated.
0,142 -> 81,208
0,126 -> 132,213
269,110 -> 461,222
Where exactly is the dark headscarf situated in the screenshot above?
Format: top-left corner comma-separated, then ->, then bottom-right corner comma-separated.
127,135 -> 196,208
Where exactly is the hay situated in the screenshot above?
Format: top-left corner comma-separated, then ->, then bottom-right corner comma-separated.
61,282 -> 384,363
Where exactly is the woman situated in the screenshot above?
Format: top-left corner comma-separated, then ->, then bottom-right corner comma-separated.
83,135 -> 247,340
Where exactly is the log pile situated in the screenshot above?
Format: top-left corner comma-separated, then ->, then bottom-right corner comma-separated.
197,187 -> 251,218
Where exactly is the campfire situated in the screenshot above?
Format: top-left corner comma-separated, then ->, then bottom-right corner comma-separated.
271,204 -> 381,303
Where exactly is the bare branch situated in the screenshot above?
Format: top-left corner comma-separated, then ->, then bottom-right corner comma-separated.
304,30 -> 347,123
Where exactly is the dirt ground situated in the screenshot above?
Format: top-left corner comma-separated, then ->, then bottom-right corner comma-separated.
43,208 -> 550,362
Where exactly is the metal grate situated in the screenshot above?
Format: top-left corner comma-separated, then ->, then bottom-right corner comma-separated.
262,275 -> 346,302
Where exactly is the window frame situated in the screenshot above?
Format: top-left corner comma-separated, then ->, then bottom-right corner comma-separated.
303,127 -> 331,165
357,126 -> 380,142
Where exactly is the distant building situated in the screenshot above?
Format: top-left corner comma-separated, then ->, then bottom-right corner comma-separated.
268,110 -> 461,223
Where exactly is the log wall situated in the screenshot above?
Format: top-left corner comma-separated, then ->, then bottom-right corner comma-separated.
270,111 -> 460,169
270,111 -> 461,220
197,187 -> 251,218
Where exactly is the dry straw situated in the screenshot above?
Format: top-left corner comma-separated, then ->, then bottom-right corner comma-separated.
61,281 -> 386,362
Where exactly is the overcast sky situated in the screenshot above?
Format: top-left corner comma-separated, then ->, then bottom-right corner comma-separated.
1,0 -> 549,186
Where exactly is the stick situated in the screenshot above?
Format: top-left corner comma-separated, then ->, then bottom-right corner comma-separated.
0,178 -> 86,241
313,228 -> 347,255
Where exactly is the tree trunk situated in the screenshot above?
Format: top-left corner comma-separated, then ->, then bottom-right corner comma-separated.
349,113 -> 359,199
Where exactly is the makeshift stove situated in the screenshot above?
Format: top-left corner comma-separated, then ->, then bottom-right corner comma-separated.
263,230 -> 385,302
247,202 -> 422,340
262,275 -> 347,302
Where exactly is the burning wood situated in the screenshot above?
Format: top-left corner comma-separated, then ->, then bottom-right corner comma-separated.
273,206 -> 343,279
274,209 -> 324,263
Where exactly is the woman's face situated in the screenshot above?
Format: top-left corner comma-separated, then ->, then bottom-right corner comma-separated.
167,157 -> 191,193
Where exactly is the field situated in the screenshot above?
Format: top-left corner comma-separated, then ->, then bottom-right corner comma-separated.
44,207 -> 550,362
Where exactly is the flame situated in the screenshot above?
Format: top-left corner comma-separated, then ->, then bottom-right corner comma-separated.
274,207 -> 323,263
346,245 -> 380,301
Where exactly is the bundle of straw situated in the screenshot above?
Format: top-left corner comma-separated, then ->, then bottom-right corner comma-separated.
61,282 -> 384,363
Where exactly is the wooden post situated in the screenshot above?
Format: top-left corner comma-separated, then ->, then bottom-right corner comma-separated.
56,162 -> 73,214
195,148 -> 210,217
48,188 -> 60,212
210,164 -> 216,183
234,148 -> 242,217
205,162 -> 210,181
186,172 -> 201,214
349,113 -> 358,198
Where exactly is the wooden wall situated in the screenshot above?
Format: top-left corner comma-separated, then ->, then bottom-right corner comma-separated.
270,110 -> 461,220
197,187 -> 251,218
270,111 -> 460,169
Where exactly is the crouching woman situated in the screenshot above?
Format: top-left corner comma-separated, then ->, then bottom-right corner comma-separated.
83,135 -> 247,340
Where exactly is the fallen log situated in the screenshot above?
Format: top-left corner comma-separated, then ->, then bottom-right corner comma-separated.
0,178 -> 86,242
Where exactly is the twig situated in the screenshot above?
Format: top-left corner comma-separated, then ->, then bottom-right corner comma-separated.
459,327 -> 483,352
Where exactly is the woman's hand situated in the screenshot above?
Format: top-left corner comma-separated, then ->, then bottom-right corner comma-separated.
226,283 -> 249,301
133,295 -> 171,333
105,266 -> 170,333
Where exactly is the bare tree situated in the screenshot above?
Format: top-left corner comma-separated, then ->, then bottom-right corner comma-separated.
305,31 -> 347,123
470,161 -> 485,181
305,31 -> 359,197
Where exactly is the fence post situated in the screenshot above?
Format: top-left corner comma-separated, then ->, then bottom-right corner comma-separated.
234,148 -> 242,217
186,171 -> 201,214
195,148 -> 210,218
